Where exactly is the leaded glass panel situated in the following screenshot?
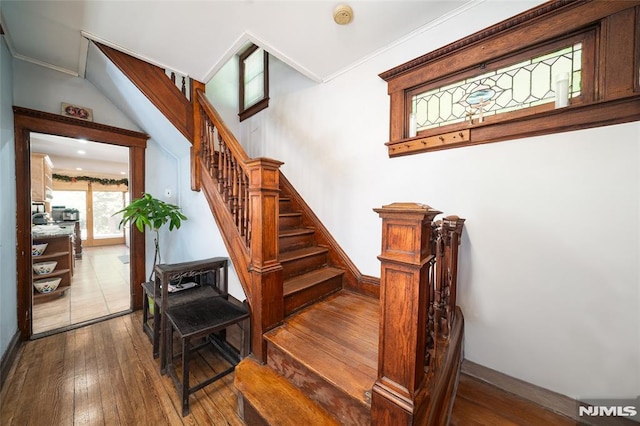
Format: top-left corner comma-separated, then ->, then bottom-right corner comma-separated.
412,43 -> 582,131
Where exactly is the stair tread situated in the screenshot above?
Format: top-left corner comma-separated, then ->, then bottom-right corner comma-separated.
284,266 -> 344,297
265,291 -> 379,407
279,212 -> 301,217
279,227 -> 315,237
279,245 -> 328,262
234,358 -> 339,426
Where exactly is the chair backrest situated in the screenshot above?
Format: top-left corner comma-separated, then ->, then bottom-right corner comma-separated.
154,257 -> 229,300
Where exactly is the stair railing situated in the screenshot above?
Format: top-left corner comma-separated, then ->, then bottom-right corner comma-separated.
372,203 -> 465,425
192,89 -> 283,361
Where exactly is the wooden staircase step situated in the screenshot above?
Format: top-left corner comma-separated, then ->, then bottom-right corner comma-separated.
234,358 -> 340,426
283,266 -> 343,314
279,212 -> 303,230
279,197 -> 294,213
279,227 -> 316,252
279,246 -> 329,279
264,291 -> 379,425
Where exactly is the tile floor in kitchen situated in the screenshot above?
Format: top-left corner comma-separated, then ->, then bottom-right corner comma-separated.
32,244 -> 131,335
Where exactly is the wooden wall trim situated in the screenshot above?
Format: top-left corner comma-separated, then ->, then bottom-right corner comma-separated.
380,1 -> 637,87
13,107 -> 148,338
461,360 -> 581,423
13,107 -> 148,147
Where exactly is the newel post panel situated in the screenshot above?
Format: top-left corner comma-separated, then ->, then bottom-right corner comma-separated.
246,158 -> 284,362
371,203 -> 441,425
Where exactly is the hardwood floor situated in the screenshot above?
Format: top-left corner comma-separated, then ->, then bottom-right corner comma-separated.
2,310 -> 576,425
32,245 -> 130,335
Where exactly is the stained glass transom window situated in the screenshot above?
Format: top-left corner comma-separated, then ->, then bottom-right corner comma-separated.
412,43 -> 582,131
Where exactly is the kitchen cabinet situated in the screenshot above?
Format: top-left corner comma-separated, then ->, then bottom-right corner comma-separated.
31,153 -> 53,203
32,234 -> 72,304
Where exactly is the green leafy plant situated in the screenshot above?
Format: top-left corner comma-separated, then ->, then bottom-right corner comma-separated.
115,193 -> 187,280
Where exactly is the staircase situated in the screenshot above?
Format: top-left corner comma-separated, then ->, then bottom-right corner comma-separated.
279,189 -> 344,315
98,45 -> 466,425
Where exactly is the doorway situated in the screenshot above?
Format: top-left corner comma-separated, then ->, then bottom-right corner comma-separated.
30,133 -> 132,335
14,106 -> 148,339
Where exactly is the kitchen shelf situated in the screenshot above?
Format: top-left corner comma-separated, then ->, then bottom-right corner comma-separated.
33,251 -> 70,261
32,268 -> 71,280
32,234 -> 73,305
33,285 -> 71,303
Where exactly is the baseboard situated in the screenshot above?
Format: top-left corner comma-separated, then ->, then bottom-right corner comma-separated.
0,331 -> 23,392
461,360 -> 638,425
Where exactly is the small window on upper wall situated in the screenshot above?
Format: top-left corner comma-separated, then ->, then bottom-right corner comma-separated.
239,44 -> 269,122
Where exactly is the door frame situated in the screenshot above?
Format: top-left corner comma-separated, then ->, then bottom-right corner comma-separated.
14,106 -> 148,339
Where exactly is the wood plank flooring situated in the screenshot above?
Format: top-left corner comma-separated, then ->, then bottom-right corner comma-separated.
2,310 -> 575,425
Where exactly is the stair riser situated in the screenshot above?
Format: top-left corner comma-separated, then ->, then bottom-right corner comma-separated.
284,274 -> 342,315
237,396 -> 269,426
267,344 -> 370,426
279,214 -> 303,230
279,199 -> 294,213
281,253 -> 328,279
279,232 -> 315,252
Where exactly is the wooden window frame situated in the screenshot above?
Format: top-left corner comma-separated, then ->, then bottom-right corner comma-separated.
379,1 -> 640,157
238,44 -> 269,122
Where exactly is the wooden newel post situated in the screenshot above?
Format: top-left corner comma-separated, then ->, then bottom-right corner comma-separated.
371,203 -> 442,425
246,158 -> 284,362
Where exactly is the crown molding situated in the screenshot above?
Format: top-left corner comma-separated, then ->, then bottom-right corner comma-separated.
81,30 -> 190,79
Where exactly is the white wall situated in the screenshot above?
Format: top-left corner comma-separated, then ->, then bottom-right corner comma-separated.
210,1 -> 640,400
0,33 -> 18,359
12,59 -> 139,131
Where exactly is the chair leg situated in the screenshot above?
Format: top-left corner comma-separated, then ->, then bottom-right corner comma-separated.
181,337 -> 190,416
162,316 -> 172,376
142,292 -> 149,332
152,306 -> 161,359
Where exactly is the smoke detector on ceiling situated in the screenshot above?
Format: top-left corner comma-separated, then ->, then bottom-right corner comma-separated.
333,4 -> 354,25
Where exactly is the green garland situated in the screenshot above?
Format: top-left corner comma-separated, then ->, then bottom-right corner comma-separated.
53,173 -> 128,186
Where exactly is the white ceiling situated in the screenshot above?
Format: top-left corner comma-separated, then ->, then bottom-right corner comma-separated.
0,0 -> 474,83
30,133 -> 129,177
5,0 -> 476,176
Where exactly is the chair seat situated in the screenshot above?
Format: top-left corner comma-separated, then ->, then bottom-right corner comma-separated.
165,296 -> 250,416
167,297 -> 249,338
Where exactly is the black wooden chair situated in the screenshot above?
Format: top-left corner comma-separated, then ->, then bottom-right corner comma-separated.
165,296 -> 249,416
140,257 -> 250,416
140,258 -> 229,367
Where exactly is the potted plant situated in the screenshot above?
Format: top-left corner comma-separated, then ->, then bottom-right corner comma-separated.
115,193 -> 187,281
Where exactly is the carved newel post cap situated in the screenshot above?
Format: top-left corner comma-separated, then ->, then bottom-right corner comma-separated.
374,202 -> 442,218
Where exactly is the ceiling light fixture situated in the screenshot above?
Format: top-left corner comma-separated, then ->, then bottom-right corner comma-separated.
333,4 -> 353,25
76,167 -> 83,171
77,150 -> 86,155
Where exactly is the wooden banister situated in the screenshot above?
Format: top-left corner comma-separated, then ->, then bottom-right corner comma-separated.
193,89 -> 282,361
372,203 -> 465,425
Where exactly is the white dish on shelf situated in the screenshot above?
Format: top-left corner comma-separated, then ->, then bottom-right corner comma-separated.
33,261 -> 57,275
33,277 -> 61,294
32,243 -> 48,256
